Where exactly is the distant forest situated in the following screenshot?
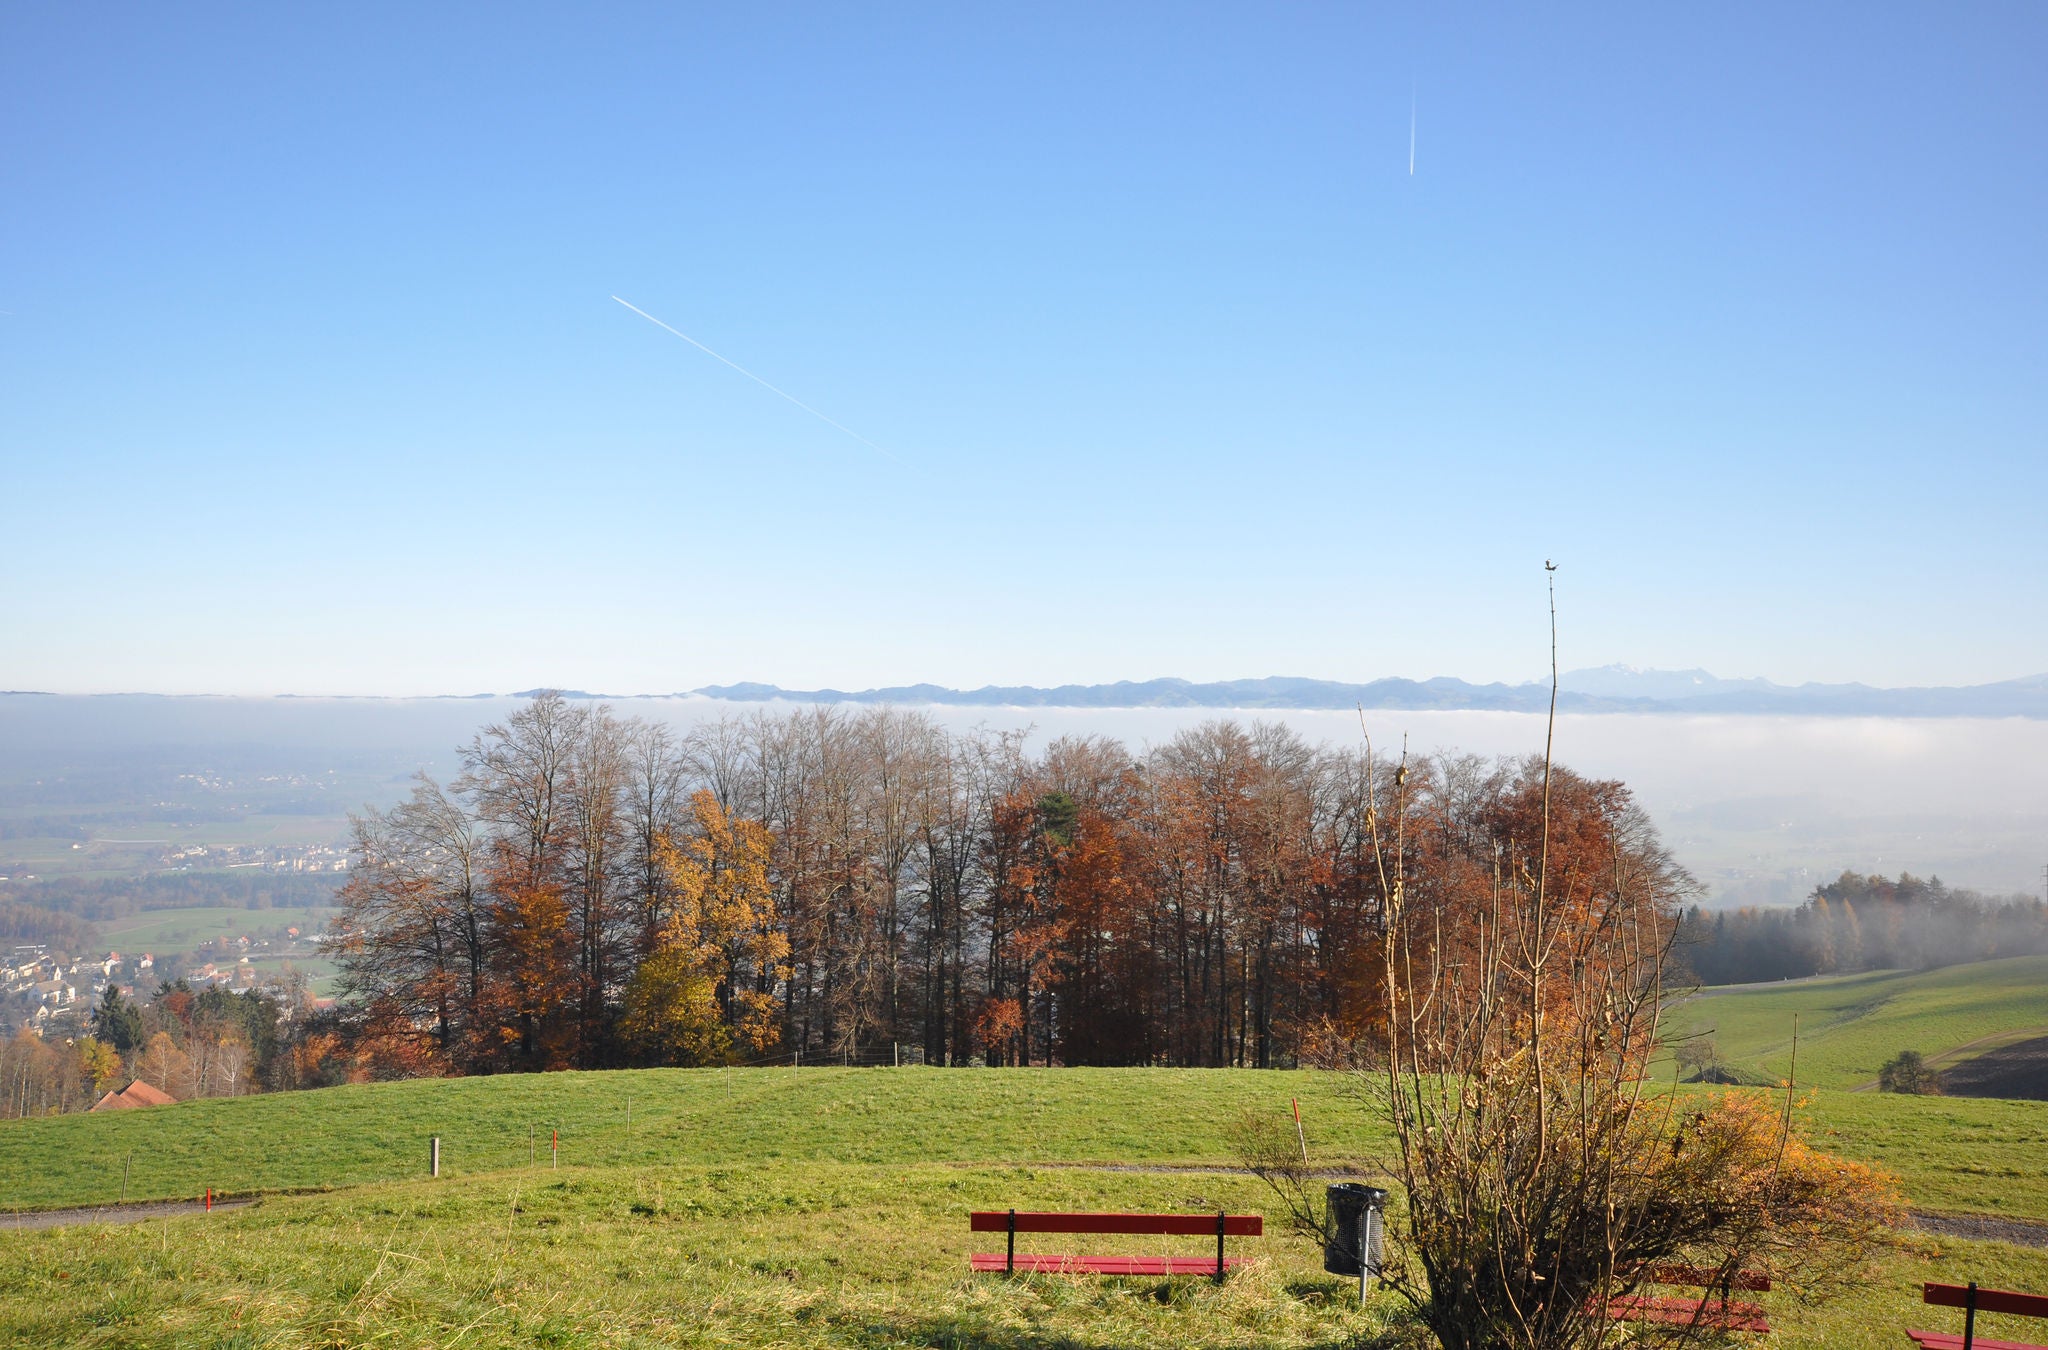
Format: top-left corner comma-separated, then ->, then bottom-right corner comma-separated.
1675,872 -> 2048,986
332,693 -> 1692,1075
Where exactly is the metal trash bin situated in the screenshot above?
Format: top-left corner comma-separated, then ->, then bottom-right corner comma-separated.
1323,1183 -> 1388,1279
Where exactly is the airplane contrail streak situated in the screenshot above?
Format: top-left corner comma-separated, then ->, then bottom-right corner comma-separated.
611,295 -> 901,464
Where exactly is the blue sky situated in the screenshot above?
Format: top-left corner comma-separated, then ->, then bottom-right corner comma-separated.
4,5 -> 2043,695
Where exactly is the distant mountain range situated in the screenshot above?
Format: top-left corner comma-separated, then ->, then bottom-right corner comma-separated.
495,666 -> 2048,718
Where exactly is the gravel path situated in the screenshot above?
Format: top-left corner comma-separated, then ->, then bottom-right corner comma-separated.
1909,1210 -> 2048,1250
8,1178 -> 2048,1252
0,1198 -> 254,1232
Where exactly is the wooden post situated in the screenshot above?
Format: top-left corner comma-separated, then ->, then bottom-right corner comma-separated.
430,1136 -> 440,1178
1006,1209 -> 1016,1274
1964,1281 -> 1978,1350
1215,1210 -> 1227,1282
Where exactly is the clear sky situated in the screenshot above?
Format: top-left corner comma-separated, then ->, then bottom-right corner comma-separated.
4,5 -> 2043,696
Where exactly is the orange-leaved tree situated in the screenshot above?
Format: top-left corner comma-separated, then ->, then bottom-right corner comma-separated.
623,790 -> 787,1064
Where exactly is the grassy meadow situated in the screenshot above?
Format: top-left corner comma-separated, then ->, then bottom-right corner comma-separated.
1663,955 -> 2048,1089
2,1066 -> 2045,1347
98,904 -> 337,952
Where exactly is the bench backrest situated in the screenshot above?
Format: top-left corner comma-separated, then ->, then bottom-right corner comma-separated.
1926,1283 -> 2048,1319
1642,1264 -> 1772,1292
970,1211 -> 1263,1237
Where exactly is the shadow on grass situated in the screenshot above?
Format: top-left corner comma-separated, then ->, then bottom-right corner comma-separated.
873,1320 -> 1430,1350
852,1274 -> 1432,1350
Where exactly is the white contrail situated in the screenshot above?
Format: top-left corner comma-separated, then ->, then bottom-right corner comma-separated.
611,295 -> 901,464
1409,86 -> 1416,176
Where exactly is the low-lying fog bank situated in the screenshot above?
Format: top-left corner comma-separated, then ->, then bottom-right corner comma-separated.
4,696 -> 2043,905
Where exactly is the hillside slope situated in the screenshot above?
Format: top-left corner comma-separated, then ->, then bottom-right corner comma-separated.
1664,955 -> 2048,1090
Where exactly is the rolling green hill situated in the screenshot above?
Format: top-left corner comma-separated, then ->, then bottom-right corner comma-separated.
0,1067 -> 1372,1212
1,1068 -> 2046,1349
4,1064 -> 2047,1219
1664,955 -> 2048,1090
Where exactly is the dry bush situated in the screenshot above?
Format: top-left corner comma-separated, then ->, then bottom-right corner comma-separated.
1342,579 -> 1902,1349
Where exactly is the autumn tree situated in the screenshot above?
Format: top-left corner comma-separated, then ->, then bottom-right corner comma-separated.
624,790 -> 788,1063
77,1038 -> 123,1095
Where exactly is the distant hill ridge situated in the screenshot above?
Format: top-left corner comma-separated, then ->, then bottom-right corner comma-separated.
496,666 -> 2048,717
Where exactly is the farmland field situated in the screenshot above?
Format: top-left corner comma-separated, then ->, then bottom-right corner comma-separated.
1,1068 -> 2046,1348
96,904 -> 337,953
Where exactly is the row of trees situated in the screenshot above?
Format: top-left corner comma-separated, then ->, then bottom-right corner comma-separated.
1674,871 -> 2048,985
334,694 -> 1698,1074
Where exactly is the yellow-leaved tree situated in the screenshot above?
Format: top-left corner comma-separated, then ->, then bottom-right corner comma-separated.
76,1037 -> 123,1094
622,790 -> 789,1064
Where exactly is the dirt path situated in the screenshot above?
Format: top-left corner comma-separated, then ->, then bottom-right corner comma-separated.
11,1172 -> 2048,1253
0,1198 -> 254,1232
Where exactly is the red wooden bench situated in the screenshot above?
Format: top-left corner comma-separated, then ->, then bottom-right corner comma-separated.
1908,1281 -> 2048,1350
1605,1264 -> 1773,1335
969,1210 -> 1262,1280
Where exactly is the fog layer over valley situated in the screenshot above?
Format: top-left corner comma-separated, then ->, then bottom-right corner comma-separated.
2,695 -> 2043,904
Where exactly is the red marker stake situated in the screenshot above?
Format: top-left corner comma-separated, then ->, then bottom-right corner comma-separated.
1292,1098 -> 1308,1164
205,1188 -> 212,1212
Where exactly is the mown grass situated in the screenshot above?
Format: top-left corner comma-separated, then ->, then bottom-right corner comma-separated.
4,1161 -> 2047,1350
0,1164 -> 1401,1349
7,1067 -> 2047,1221
1664,955 -> 2048,1089
0,1068 -> 1382,1212
1798,1089 -> 2048,1217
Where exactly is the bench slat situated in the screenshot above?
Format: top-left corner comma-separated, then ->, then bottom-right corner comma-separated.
971,1253 -> 1246,1276
1924,1283 -> 2048,1319
969,1211 -> 1262,1237
1905,1333 -> 2048,1350
1642,1264 -> 1772,1292
1606,1295 -> 1769,1334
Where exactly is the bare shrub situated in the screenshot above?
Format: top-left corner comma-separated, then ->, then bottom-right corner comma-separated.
1347,573 -> 1902,1349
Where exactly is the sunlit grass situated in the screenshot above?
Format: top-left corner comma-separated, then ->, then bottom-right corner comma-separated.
4,1160 -> 2047,1349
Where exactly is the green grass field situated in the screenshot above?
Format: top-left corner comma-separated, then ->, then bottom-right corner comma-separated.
2,1068 -> 2047,1348
97,904 -> 336,952
1664,955 -> 2048,1089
